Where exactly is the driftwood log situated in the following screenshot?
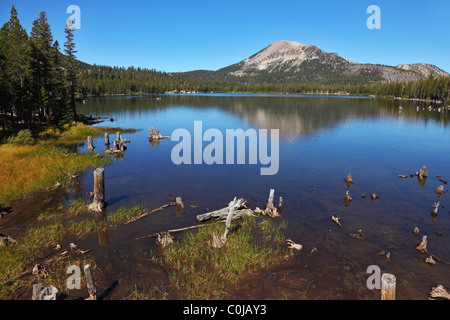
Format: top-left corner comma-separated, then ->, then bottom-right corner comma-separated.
196,197 -> 247,222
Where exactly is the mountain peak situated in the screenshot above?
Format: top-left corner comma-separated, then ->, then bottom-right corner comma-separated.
181,40 -> 449,85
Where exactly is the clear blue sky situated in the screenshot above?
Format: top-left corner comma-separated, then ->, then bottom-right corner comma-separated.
1,0 -> 449,73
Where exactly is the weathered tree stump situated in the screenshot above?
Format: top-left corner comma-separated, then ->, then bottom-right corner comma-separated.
88,168 -> 105,212
431,202 -> 440,217
157,232 -> 174,248
83,264 -> 97,300
32,284 -> 58,300
278,196 -> 283,212
416,235 -> 428,253
104,133 -> 110,146
349,229 -> 366,240
264,189 -> 281,218
435,185 -> 444,198
87,136 -> 95,151
419,165 -> 428,178
345,173 -> 354,184
331,215 -> 342,228
429,285 -> 450,300
381,273 -> 396,300
148,126 -> 170,141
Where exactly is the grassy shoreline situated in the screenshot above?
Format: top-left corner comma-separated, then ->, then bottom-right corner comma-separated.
0,122 -> 139,205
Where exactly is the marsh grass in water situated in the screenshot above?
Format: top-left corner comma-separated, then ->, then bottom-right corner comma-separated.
0,144 -> 107,204
0,122 -> 139,205
0,201 -> 144,299
147,216 -> 293,300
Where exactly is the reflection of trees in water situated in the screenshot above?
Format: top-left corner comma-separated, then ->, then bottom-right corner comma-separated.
77,95 -> 450,140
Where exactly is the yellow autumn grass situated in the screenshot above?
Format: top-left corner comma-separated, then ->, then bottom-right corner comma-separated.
0,144 -> 105,205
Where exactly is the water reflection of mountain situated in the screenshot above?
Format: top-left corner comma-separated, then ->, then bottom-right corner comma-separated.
78,95 -> 450,140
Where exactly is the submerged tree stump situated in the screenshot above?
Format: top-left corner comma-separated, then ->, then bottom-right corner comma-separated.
264,189 -> 281,218
416,235 -> 428,253
89,168 -> 105,212
87,136 -> 95,151
104,133 -> 110,146
83,264 -> 97,300
32,284 -> 58,300
148,126 -> 170,141
381,273 -> 396,300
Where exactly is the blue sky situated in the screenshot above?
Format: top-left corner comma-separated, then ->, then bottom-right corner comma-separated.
1,0 -> 449,73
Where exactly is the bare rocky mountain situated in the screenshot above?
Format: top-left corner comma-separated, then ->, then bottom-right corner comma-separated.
179,40 -> 449,85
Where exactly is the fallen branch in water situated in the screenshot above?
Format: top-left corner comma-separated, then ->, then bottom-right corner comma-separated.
134,224 -> 204,241
432,255 -> 450,265
124,197 -> 179,224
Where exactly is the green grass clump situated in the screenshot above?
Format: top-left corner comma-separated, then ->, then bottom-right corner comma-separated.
153,216 -> 292,300
3,129 -> 35,145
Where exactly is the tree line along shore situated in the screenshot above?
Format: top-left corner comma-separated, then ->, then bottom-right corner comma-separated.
1,5 -> 449,133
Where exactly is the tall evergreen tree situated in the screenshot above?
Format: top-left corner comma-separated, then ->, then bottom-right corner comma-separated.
1,5 -> 31,125
51,40 -> 68,123
30,11 -> 55,122
64,18 -> 78,121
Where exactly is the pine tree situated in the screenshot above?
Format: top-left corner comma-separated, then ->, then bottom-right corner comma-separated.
51,40 -> 68,123
1,5 -> 31,125
64,18 -> 78,121
30,11 -> 55,122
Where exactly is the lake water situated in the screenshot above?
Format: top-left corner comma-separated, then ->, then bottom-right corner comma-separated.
74,94 -> 450,299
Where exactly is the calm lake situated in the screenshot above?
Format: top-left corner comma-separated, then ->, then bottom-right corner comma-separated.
71,94 -> 450,299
